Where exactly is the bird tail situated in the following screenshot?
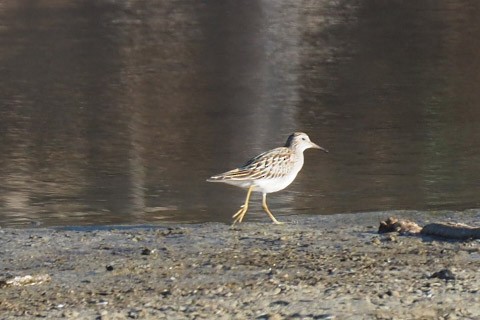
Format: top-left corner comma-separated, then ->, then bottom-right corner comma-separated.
206,175 -> 224,182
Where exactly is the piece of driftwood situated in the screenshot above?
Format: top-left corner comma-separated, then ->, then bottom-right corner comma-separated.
379,217 -> 480,240
378,217 -> 422,235
421,222 -> 480,240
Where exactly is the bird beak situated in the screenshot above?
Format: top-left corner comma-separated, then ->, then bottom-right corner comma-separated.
310,142 -> 329,153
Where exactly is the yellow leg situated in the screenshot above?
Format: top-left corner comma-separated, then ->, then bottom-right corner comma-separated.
232,186 -> 254,226
262,193 -> 283,224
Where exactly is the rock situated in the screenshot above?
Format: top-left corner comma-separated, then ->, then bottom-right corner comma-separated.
128,309 -> 140,318
141,248 -> 152,255
430,269 -> 456,281
272,287 -> 282,295
62,310 -> 80,318
269,300 -> 289,306
256,313 -> 283,320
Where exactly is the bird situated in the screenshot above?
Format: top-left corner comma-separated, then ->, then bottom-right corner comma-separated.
207,132 -> 328,225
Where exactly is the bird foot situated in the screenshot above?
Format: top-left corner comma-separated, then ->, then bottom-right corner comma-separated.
232,207 -> 247,225
232,208 -> 244,219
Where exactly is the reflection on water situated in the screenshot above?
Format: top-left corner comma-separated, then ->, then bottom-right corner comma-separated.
1,0 -> 480,227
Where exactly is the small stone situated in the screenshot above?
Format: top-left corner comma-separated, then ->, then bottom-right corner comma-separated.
386,234 -> 397,242
160,289 -> 171,297
268,314 -> 283,320
430,269 -> 455,281
256,314 -> 282,320
389,290 -> 400,298
62,310 -> 80,318
445,313 -> 459,320
128,310 -> 140,319
141,248 -> 152,255
272,287 -> 282,295
270,300 -> 289,306
315,315 -> 335,320
106,265 -> 114,271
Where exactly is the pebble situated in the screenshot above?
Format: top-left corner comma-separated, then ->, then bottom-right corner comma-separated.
272,287 -> 282,295
430,269 -> 456,281
62,310 -> 80,318
141,248 -> 152,255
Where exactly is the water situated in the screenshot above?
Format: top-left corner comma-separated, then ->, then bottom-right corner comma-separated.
1,0 -> 480,227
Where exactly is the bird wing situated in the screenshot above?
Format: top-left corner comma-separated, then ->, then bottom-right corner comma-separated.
208,147 -> 292,181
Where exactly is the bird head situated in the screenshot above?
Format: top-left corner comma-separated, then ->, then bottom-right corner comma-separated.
285,132 -> 329,153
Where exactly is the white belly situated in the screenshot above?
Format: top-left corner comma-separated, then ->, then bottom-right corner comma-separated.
254,157 -> 304,193
253,171 -> 300,193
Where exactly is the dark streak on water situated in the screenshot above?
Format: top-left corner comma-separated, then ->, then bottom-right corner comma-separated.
1,0 -> 480,227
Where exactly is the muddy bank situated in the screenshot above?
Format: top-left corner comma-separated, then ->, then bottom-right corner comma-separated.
1,210 -> 479,319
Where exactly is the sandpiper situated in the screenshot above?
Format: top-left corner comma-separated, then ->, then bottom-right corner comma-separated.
207,132 -> 328,225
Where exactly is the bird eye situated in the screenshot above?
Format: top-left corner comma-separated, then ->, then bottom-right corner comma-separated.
302,138 -> 306,141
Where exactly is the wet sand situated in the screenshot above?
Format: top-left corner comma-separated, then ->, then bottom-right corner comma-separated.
1,210 -> 479,319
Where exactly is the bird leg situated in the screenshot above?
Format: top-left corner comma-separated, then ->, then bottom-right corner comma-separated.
232,186 -> 254,226
262,193 -> 283,224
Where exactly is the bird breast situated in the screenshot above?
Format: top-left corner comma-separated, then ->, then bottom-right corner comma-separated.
253,155 -> 304,193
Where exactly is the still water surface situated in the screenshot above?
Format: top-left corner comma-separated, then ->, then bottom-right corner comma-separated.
1,1 -> 480,227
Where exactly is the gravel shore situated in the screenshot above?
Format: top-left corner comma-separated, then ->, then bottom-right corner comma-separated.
1,210 -> 479,319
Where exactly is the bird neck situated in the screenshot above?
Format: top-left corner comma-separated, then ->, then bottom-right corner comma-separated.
291,147 -> 305,161
292,151 -> 305,172
289,144 -> 306,154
